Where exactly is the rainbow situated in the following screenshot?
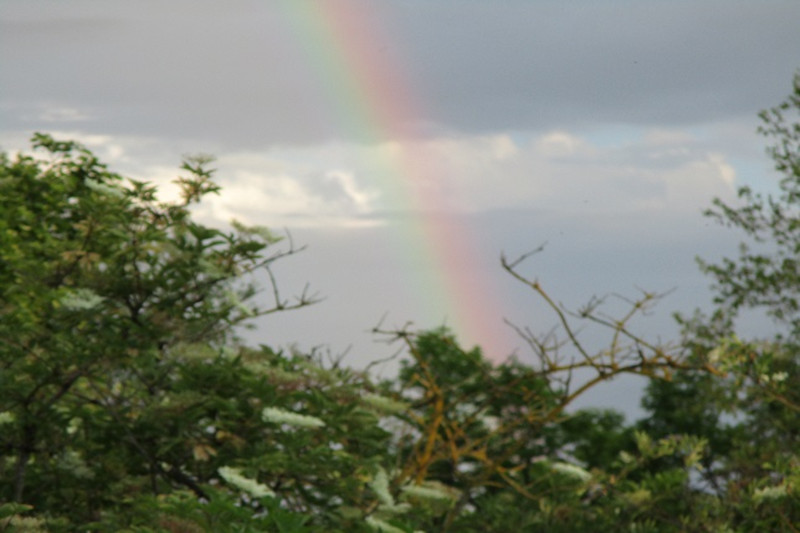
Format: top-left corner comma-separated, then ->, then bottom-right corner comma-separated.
277,1 -> 510,360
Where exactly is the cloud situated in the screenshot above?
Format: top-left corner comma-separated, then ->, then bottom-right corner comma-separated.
344,129 -> 738,216
1,126 -> 736,232
2,2 -> 797,147
215,132 -> 734,229
533,132 -> 593,157
391,1 -> 800,134
191,168 -> 382,229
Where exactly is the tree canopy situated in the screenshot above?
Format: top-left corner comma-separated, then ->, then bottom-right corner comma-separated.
1,73 -> 799,532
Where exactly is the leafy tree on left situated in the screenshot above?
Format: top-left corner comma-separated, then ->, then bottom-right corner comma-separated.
0,134 -> 320,526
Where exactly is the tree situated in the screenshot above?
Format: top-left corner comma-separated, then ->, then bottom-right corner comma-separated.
700,72 -> 800,344
0,135 -> 349,529
6,69 -> 800,530
635,72 -> 800,532
366,249 -> 693,532
0,133 -> 690,531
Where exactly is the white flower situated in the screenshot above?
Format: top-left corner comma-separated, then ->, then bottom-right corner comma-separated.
401,481 -> 458,502
59,288 -> 104,310
261,407 -> 325,429
0,411 -> 15,425
753,484 -> 788,504
369,467 -> 394,506
481,415 -> 500,431
378,502 -> 411,515
365,516 -> 406,533
361,393 -> 408,415
551,461 -> 592,482
225,290 -> 254,317
771,371 -> 789,383
218,466 -> 274,498
760,371 -> 788,384
67,417 -> 82,435
619,451 -> 635,464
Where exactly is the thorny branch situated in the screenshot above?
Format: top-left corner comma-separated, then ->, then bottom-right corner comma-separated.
500,247 -> 687,387
370,247 -> 694,510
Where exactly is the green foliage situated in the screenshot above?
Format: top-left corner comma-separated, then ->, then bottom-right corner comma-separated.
0,136 -> 358,530
636,71 -> 800,532
700,71 -> 800,343
3,71 -> 800,532
0,133 -> 689,531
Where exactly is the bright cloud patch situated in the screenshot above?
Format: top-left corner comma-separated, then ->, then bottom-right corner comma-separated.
193,168 -> 380,228
0,128 -> 738,229
534,131 -> 591,157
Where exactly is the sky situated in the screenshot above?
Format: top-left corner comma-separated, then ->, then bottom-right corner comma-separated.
2,0 -> 799,417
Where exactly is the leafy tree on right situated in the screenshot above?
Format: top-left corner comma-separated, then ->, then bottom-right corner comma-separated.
636,71 -> 800,532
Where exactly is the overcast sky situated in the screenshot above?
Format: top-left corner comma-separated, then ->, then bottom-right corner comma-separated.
2,0 -> 799,417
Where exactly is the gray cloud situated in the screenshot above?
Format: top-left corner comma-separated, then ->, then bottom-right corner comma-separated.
389,1 -> 800,132
2,1 -> 798,148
